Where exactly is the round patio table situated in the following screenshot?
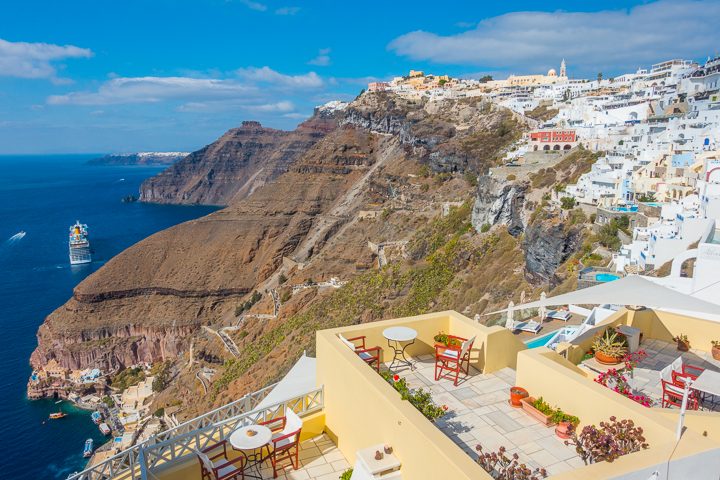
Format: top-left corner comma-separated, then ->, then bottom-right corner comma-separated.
383,326 -> 418,372
229,424 -> 272,479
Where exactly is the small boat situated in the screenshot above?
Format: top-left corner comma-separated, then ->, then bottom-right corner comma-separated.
91,411 -> 103,425
99,422 -> 111,435
49,410 -> 68,420
83,438 -> 94,458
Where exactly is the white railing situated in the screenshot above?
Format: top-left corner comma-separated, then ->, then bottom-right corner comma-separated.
67,384 -> 323,480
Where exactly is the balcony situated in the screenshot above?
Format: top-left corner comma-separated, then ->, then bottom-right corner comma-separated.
395,357 -> 583,475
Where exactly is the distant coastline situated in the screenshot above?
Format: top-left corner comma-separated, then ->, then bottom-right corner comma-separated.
87,152 -> 189,166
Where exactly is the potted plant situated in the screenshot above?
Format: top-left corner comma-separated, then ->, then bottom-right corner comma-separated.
674,334 -> 690,352
712,340 -> 720,361
552,411 -> 580,439
520,396 -> 556,426
433,331 -> 461,350
509,386 -> 529,408
592,327 -> 628,365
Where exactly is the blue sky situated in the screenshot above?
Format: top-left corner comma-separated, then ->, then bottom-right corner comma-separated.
1,0 -> 719,154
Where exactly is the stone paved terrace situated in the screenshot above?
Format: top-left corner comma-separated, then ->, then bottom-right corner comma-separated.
388,355 -> 584,476
158,433 -> 350,480
629,339 -> 720,411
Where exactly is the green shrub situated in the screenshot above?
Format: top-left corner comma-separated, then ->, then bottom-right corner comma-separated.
380,371 -> 447,421
153,407 -> 165,417
339,469 -> 353,480
560,197 -> 576,210
506,174 -> 516,181
480,223 -> 491,233
278,274 -> 287,285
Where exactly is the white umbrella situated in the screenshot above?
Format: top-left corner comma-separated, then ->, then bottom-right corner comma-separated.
538,292 -> 547,321
505,301 -> 515,329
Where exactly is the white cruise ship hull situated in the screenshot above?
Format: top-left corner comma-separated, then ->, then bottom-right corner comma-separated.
69,244 -> 92,265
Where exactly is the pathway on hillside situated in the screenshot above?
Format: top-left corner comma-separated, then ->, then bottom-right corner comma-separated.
292,137 -> 399,263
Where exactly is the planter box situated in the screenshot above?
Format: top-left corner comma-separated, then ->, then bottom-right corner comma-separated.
520,397 -> 555,426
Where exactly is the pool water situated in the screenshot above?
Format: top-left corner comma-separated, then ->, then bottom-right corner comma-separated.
525,331 -> 556,349
596,273 -> 620,282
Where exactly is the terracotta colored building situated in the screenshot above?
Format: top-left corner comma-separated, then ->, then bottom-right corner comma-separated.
529,129 -> 578,151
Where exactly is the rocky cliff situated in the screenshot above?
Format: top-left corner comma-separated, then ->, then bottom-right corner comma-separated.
523,218 -> 584,286
32,92 -> 596,415
471,177 -> 528,236
139,116 -> 337,205
88,152 -> 189,166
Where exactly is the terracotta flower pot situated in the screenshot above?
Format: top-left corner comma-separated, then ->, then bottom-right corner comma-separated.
520,397 -> 555,426
677,340 -> 690,352
594,351 -> 623,365
509,387 -> 529,408
555,421 -> 573,439
712,345 -> 720,361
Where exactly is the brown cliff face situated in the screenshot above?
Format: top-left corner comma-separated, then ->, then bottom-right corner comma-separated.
32,95 -> 555,416
31,124 -> 378,371
139,116 -> 337,206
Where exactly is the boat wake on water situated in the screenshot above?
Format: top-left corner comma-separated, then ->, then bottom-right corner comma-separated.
6,231 -> 26,244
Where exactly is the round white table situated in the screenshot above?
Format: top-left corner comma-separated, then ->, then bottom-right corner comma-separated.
383,326 -> 418,371
229,424 -> 272,479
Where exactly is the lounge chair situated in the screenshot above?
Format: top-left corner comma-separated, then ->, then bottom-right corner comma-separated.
513,321 -> 542,334
546,310 -> 572,322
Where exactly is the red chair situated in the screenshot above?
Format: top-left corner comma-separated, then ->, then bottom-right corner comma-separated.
661,379 -> 698,410
671,357 -> 705,382
196,441 -> 247,480
260,409 -> 303,478
435,335 -> 475,386
338,334 -> 381,372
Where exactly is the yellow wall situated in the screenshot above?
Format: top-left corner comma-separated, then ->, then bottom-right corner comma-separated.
515,347 -> 720,479
317,311 -> 519,480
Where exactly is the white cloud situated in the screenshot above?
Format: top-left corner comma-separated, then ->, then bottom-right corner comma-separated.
239,0 -> 267,12
47,76 -> 257,105
177,99 -> 294,113
389,1 -> 720,74
47,67 -> 324,106
235,66 -> 324,88
308,48 -> 331,66
275,6 -> 300,15
0,38 -> 92,82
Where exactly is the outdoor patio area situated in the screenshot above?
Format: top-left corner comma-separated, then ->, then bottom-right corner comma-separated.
629,339 -> 720,411
387,356 -> 585,476
158,433 -> 350,480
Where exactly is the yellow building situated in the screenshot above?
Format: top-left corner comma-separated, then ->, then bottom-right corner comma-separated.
73,306 -> 720,480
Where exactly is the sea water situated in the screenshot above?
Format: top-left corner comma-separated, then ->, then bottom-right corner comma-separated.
0,155 -> 218,479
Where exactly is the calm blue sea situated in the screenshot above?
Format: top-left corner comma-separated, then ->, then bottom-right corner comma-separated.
0,155 -> 217,479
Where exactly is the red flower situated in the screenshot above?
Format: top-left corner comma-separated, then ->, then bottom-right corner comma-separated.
392,374 -> 400,382
442,405 -> 449,411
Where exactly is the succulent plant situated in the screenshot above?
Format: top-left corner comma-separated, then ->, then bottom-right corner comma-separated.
564,416 -> 649,464
592,327 -> 628,358
476,444 -> 547,479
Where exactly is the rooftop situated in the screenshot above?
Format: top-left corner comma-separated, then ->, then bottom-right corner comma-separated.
397,358 -> 583,475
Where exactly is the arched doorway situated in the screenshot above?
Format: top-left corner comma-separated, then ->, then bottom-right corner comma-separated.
543,145 -> 550,151
563,144 -> 572,150
553,144 -> 561,151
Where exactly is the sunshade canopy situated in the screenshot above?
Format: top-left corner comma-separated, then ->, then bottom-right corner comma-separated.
486,275 -> 720,316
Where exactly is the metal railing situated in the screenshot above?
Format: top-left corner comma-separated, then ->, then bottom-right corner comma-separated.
67,384 -> 323,480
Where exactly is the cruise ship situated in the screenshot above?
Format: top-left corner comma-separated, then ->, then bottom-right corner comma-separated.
68,221 -> 91,265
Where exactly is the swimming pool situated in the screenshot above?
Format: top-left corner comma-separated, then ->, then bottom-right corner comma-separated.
525,331 -> 556,349
596,273 -> 620,282
613,205 -> 638,212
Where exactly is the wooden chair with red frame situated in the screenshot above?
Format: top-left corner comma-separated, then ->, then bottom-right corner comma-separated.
435,335 -> 476,386
337,334 -> 382,372
259,408 -> 303,478
196,440 -> 248,480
